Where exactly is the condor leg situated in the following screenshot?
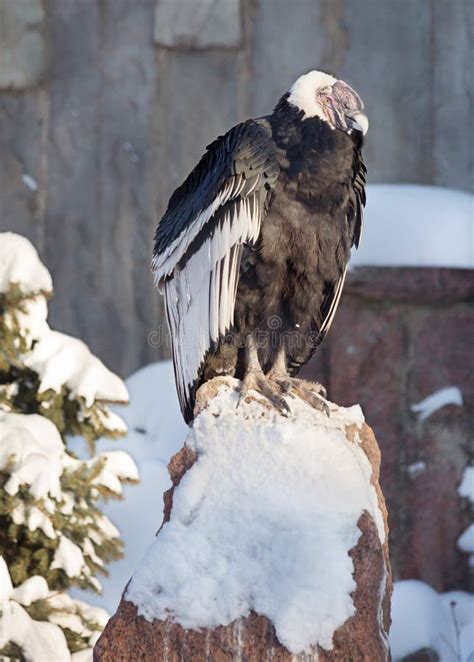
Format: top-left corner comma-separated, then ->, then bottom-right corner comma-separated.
267,347 -> 330,416
238,335 -> 290,415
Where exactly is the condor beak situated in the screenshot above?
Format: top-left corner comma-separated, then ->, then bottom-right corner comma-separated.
345,110 -> 369,135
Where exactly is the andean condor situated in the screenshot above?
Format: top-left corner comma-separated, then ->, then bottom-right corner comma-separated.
152,70 -> 368,424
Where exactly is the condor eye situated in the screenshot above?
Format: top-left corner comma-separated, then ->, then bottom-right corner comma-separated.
322,96 -> 331,105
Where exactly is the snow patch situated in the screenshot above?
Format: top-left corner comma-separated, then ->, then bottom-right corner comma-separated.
351,185 -> 474,269
0,232 -> 52,294
22,173 -> 38,191
458,466 -> 474,503
12,576 -> 49,606
51,537 -> 89,579
126,381 -> 383,654
0,558 -> 70,661
24,330 -> 129,406
458,525 -> 474,554
406,461 -> 427,478
0,412 -> 64,499
411,386 -> 463,422
91,451 -> 139,495
390,580 -> 474,661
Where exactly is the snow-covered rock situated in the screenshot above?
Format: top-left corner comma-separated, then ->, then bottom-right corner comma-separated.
411,386 -> 463,422
350,185 -> 474,269
95,378 -> 391,660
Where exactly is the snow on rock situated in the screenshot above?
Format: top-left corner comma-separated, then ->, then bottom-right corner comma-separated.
24,330 -> 129,406
350,185 -> 474,269
411,386 -> 463,422
390,580 -> 474,661
0,232 -> 52,295
0,412 -> 64,499
125,379 -> 385,655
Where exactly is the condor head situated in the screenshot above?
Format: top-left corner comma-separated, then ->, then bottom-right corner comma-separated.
288,70 -> 369,136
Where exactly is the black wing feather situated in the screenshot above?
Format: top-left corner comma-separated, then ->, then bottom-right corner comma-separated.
152,119 -> 279,423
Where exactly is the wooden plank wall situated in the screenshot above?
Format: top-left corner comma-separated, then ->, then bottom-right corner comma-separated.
0,0 -> 472,377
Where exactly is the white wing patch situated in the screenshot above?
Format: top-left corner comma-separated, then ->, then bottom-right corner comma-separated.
318,266 -> 347,338
152,177 -> 248,290
161,193 -> 262,418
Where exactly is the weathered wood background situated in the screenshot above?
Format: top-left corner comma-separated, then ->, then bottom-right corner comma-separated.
1,0 -> 472,377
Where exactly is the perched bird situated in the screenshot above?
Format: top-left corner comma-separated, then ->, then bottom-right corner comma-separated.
153,70 -> 368,424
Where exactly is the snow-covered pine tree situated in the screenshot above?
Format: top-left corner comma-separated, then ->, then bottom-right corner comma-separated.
0,232 -> 139,660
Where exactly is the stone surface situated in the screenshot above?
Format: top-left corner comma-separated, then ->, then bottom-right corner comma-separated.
154,0 -> 242,49
94,379 -> 391,661
305,268 -> 474,592
346,267 -> 474,305
0,0 -> 46,89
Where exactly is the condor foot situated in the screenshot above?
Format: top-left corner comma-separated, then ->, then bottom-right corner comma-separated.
269,376 -> 330,416
238,369 -> 291,417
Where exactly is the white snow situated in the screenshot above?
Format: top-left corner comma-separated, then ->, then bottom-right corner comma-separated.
458,524 -> 474,554
25,505 -> 56,539
62,359 -> 473,658
411,386 -> 463,422
71,361 -> 187,613
350,185 -> 474,269
51,537 -> 89,579
22,173 -> 38,191
12,576 -> 49,606
0,232 -> 52,294
0,558 -> 106,661
0,412 -> 64,499
0,233 -> 128,408
390,580 -> 474,661
458,466 -> 474,503
0,410 -> 133,587
0,558 -> 71,662
24,330 -> 129,407
406,461 -> 427,478
90,451 -> 139,496
126,380 -> 384,655
12,295 -> 50,343
0,600 -> 71,662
